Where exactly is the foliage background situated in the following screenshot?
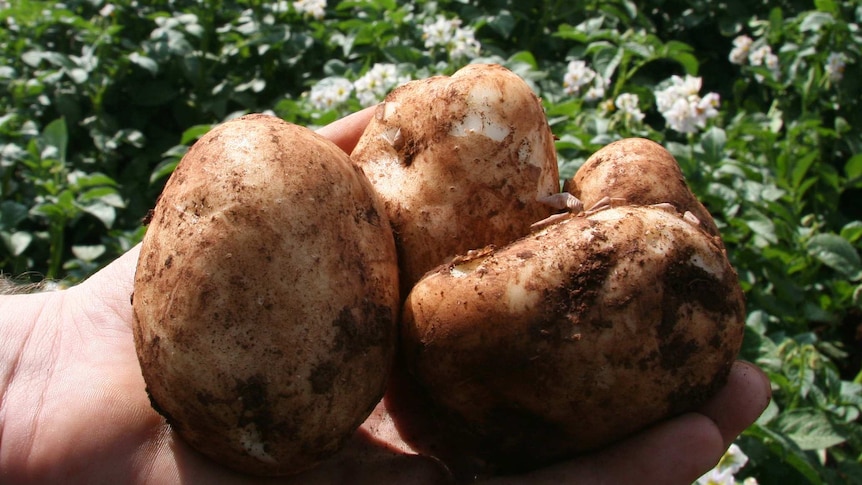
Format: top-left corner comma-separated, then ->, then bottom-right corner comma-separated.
1,0 -> 861,483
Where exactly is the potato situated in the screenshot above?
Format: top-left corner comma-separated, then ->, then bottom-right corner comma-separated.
351,63 -> 560,292
569,137 -> 721,238
400,143 -> 745,472
132,114 -> 400,476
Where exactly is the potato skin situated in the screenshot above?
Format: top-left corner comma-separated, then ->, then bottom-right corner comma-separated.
351,64 -> 560,292
132,114 -> 399,476
570,137 -> 721,238
402,206 -> 745,472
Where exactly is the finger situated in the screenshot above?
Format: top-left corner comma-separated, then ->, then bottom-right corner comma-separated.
487,413 -> 723,485
74,243 -> 142,324
698,360 -> 772,448
487,361 -> 772,485
315,106 -> 376,154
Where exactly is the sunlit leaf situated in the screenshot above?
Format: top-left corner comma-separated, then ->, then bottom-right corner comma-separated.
807,233 -> 862,280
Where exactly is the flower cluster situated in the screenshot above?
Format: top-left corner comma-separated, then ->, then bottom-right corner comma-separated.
308,63 -> 410,111
614,93 -> 645,122
308,77 -> 353,110
729,35 -> 780,81
421,15 -> 481,60
293,0 -> 326,20
696,444 -> 758,485
562,60 -> 609,101
825,52 -> 847,82
353,63 -> 410,107
655,75 -> 720,134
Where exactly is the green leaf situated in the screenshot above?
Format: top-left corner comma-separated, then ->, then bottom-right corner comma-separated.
1,231 -> 33,256
180,125 -> 213,145
0,201 -> 29,228
42,118 -> 68,164
791,151 -> 818,190
81,201 -> 116,228
700,127 -> 726,164
71,244 -> 106,262
744,423 -> 825,484
128,52 -> 159,75
777,410 -> 846,451
746,210 -> 778,246
799,11 -> 835,32
807,233 -> 862,280
484,10 -> 516,38
844,154 -> 862,188
150,159 -> 179,184
840,221 -> 862,243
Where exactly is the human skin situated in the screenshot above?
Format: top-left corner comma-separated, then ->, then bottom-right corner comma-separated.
0,107 -> 771,484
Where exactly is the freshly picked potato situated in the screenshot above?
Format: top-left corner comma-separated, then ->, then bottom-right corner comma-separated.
351,63 -> 560,292
400,138 -> 746,472
132,114 -> 400,476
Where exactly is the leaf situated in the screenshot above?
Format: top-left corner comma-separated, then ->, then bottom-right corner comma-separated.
746,210 -> 779,246
508,50 -> 539,70
744,423 -> 825,484
42,118 -> 68,164
150,159 -> 179,184
128,52 -> 159,75
0,201 -> 30,228
799,11 -> 835,32
71,244 -> 106,262
1,231 -> 33,256
777,410 -> 847,451
591,44 -> 623,82
844,153 -> 862,188
485,10 -> 516,38
700,127 -> 726,165
807,233 -> 862,280
791,151 -> 818,190
81,201 -> 116,228
840,221 -> 862,243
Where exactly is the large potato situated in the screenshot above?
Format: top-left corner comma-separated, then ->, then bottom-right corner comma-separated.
132,114 -> 400,476
351,63 -> 560,292
400,140 -> 745,473
402,206 -> 744,471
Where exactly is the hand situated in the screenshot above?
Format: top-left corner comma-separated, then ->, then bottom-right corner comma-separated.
0,109 -> 771,484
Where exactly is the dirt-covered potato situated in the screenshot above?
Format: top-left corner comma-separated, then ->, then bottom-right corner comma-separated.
132,114 -> 400,476
569,137 -> 721,238
351,63 -> 560,292
399,139 -> 746,473
402,206 -> 745,471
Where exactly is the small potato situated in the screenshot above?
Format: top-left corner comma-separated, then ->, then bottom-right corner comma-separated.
402,206 -> 745,472
569,137 -> 721,238
132,114 -> 399,476
351,63 -> 560,292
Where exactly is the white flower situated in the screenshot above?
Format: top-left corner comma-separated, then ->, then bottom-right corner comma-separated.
421,15 -> 480,60
696,467 -> 736,485
293,0 -> 326,20
729,35 -> 753,65
614,93 -> 645,121
354,63 -> 408,107
748,45 -> 780,81
563,60 -> 597,95
826,52 -> 846,82
741,477 -> 759,485
99,3 -> 115,17
717,443 -> 750,474
450,26 -> 481,60
584,74 -> 609,101
655,75 -> 720,134
309,77 -> 353,110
